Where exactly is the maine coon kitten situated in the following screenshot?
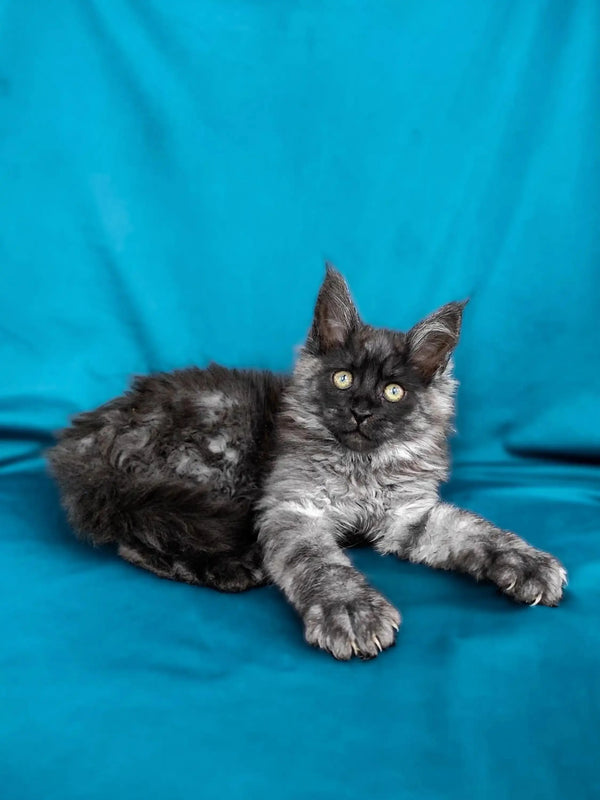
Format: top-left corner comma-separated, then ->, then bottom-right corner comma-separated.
48,266 -> 567,659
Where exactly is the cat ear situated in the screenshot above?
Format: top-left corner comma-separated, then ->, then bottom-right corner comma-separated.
308,264 -> 361,352
406,300 -> 468,381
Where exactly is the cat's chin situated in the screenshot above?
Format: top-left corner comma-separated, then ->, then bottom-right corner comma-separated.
336,430 -> 380,454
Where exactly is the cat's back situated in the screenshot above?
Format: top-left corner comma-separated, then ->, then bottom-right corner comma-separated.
130,363 -> 285,436
51,364 -> 287,495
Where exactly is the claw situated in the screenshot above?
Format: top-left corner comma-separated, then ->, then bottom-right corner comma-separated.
351,641 -> 360,657
530,591 -> 544,606
392,623 -> 400,632
506,579 -> 517,591
373,636 -> 383,653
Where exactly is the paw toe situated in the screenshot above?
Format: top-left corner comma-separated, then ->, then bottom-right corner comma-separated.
303,591 -> 400,660
491,548 -> 566,607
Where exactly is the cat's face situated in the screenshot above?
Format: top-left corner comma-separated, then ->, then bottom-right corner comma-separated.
310,328 -> 426,452
296,266 -> 466,454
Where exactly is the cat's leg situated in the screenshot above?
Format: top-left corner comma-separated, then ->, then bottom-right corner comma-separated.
376,503 -> 567,606
258,504 -> 400,660
118,541 -> 267,592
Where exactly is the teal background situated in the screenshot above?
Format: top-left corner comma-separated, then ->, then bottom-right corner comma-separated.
1,2 -> 599,798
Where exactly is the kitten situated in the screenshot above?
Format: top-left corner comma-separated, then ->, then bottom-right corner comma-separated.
48,266 -> 567,659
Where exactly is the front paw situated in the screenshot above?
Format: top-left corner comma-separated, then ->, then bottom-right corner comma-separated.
303,588 -> 401,661
489,545 -> 567,606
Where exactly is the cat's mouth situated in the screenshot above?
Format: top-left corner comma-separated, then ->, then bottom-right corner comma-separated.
338,426 -> 377,452
347,427 -> 371,440
338,422 -> 372,439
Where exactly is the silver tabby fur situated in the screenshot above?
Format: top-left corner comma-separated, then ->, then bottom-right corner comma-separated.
48,266 -> 567,660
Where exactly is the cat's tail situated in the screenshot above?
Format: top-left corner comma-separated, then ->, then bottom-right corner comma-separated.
49,445 -> 247,547
47,430 -> 255,548
48,441 -> 266,592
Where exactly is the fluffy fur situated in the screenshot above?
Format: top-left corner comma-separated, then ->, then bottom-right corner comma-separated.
48,266 -> 567,659
48,366 -> 284,591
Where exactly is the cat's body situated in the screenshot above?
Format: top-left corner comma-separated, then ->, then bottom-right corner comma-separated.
49,266 -> 567,659
49,365 -> 285,591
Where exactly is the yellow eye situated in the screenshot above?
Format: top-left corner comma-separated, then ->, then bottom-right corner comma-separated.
332,370 -> 353,390
383,383 -> 405,402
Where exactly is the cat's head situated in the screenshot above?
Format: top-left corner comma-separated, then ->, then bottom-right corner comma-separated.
290,265 -> 466,454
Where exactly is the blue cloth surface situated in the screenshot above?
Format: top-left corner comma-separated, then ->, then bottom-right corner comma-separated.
0,2 -> 599,798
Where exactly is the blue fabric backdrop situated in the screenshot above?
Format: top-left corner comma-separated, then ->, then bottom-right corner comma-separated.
0,2 -> 598,798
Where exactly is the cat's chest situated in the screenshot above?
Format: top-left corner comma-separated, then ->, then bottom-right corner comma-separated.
321,466 -> 399,531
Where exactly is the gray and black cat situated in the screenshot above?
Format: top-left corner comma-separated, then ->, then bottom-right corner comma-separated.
48,266 -> 567,660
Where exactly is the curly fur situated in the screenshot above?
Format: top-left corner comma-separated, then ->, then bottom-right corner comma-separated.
48,266 -> 567,656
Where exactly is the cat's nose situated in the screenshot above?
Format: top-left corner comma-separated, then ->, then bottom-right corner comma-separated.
352,409 -> 372,425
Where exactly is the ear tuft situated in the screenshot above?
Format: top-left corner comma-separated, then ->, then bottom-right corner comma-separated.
407,300 -> 468,381
308,264 -> 361,352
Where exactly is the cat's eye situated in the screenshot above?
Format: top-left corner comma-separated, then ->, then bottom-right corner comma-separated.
332,370 -> 353,390
383,383 -> 405,402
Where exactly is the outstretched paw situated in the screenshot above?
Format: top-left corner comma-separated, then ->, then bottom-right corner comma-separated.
489,546 -> 567,607
303,588 -> 401,660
